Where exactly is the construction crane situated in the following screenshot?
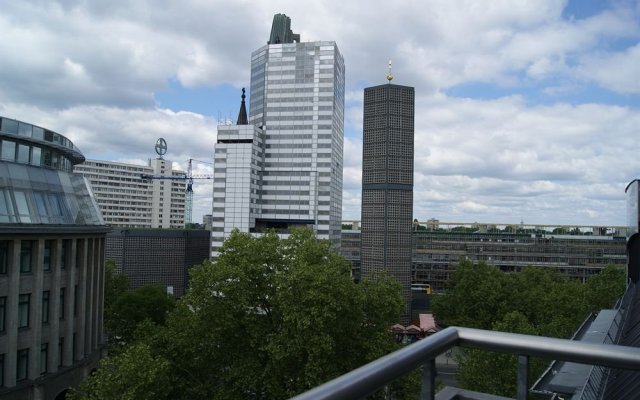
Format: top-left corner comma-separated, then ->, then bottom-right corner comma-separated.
141,158 -> 214,228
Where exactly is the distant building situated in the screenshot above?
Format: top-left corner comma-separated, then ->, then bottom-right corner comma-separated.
105,229 -> 210,297
360,78 -> 415,322
74,159 -> 186,228
0,115 -> 108,399
343,223 -> 626,297
211,14 -> 345,257
202,214 -> 213,231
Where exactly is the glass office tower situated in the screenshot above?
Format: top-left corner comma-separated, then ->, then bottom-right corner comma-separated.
212,14 -> 345,256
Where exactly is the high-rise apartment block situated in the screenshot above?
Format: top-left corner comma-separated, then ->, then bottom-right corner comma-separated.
211,14 -> 345,256
360,80 -> 415,321
74,159 -> 186,228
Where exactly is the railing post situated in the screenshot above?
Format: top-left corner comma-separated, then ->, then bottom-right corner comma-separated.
517,354 -> 529,400
420,358 -> 436,400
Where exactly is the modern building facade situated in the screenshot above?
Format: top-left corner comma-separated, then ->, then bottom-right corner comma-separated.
74,159 -> 186,229
211,14 -> 345,256
360,81 -> 415,321
343,222 -> 627,293
0,116 -> 108,400
105,229 -> 210,297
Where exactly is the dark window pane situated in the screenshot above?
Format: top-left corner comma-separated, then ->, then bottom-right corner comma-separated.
18,294 -> 30,328
16,349 -> 28,381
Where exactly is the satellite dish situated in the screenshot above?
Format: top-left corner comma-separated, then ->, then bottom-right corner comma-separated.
155,138 -> 167,158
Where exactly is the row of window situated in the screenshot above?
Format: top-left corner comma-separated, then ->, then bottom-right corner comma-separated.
0,139 -> 73,172
0,117 -> 75,151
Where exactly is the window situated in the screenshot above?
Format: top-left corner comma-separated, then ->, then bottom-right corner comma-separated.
60,240 -> 68,269
42,291 -> 50,324
43,240 -> 51,271
0,297 -> 5,333
18,294 -> 30,328
17,144 -> 29,163
0,141 -> 15,161
20,241 -> 32,273
58,337 -> 64,367
0,354 -> 4,387
73,285 -> 78,316
14,192 -> 31,223
0,241 -> 7,274
16,349 -> 28,381
59,288 -> 65,320
40,343 -> 48,375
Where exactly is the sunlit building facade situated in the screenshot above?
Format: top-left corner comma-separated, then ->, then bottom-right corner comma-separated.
212,14 -> 345,256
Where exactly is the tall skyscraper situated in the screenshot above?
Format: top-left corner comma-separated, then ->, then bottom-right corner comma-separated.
211,14 -> 345,256
360,72 -> 415,322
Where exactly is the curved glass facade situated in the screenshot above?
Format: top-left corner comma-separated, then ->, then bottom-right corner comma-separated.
0,116 -> 102,226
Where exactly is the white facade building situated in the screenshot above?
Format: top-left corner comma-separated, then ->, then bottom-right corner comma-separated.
211,14 -> 344,257
74,159 -> 186,228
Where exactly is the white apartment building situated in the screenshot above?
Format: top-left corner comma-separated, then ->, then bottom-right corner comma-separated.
211,14 -> 345,256
74,158 -> 186,228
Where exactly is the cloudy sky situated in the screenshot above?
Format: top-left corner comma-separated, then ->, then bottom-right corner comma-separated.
1,0 -> 639,226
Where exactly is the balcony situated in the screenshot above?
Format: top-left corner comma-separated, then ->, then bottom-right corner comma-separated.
292,325 -> 640,400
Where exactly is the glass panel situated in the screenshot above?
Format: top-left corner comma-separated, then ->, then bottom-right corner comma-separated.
1,119 -> 18,134
32,126 -> 44,140
34,192 -> 49,223
16,349 -> 28,381
1,141 -> 15,161
18,294 -> 29,327
43,241 -> 51,271
0,190 -> 15,223
13,191 -> 31,223
20,241 -> 32,273
18,123 -> 32,137
42,291 -> 49,323
0,242 -> 7,274
40,343 -> 47,374
43,149 -> 52,167
31,147 -> 41,166
17,144 -> 29,163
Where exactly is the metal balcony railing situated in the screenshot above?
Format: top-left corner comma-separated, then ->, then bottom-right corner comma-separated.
291,326 -> 640,400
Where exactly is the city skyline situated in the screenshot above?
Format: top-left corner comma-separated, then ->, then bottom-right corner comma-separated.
0,1 -> 638,225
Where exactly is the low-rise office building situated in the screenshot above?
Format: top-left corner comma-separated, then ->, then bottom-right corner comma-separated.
343,221 -> 627,293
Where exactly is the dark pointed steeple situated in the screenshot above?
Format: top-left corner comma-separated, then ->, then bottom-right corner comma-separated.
236,88 -> 248,125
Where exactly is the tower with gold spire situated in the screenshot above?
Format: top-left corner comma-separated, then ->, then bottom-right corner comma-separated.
360,63 -> 415,322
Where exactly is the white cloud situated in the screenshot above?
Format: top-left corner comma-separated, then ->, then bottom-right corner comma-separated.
0,0 -> 638,225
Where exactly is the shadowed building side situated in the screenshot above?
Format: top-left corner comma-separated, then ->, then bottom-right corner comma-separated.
360,80 -> 415,323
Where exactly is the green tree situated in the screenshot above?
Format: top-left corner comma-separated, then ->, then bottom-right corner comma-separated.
585,264 -> 626,312
103,260 -> 128,344
109,285 -> 175,345
73,228 -> 407,399
433,261 -> 625,398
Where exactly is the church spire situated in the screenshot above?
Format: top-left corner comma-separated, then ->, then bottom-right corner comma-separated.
236,88 -> 248,125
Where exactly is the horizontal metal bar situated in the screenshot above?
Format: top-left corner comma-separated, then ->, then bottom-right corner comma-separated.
291,327 -> 459,400
291,326 -> 640,400
456,327 -> 640,370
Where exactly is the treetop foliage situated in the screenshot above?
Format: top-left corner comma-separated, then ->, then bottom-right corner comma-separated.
432,260 -> 626,397
72,229 -> 408,400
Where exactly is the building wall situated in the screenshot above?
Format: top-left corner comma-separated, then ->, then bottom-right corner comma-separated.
74,159 -> 186,229
361,84 -> 415,322
105,229 -> 210,297
211,125 -> 264,257
0,115 -> 107,400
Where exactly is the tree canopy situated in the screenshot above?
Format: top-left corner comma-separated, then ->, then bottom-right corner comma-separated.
432,260 -> 627,397
72,229 -> 407,400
